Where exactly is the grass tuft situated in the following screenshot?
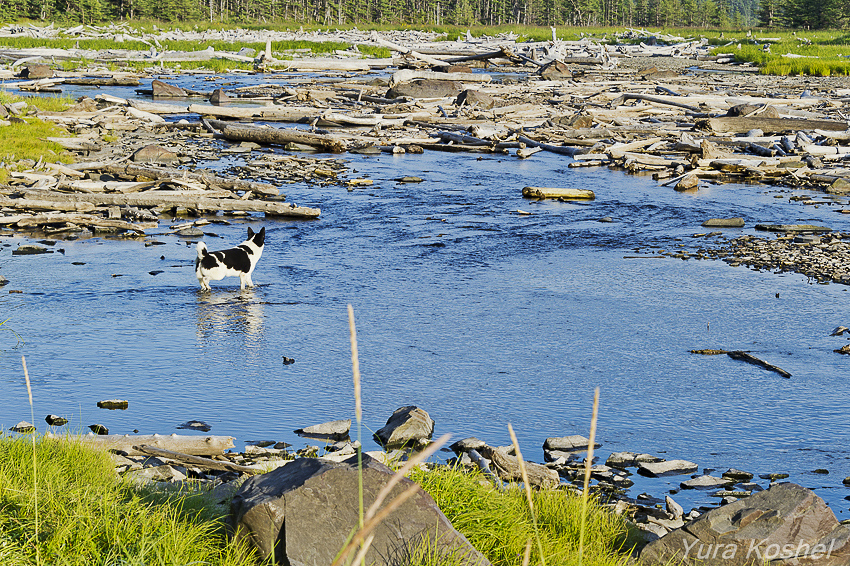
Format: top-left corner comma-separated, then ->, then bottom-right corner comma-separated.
410,465 -> 637,566
0,434 -> 260,565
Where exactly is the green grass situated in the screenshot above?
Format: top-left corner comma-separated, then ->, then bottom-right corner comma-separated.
0,434 -> 261,565
0,102 -> 74,166
707,30 -> 850,75
409,465 -> 638,566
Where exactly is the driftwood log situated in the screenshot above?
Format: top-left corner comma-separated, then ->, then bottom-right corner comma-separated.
133,445 -> 260,474
522,187 -> 595,199
208,120 -> 347,153
46,433 -> 235,456
96,163 -> 280,197
727,350 -> 792,378
477,445 -> 560,488
18,191 -> 320,218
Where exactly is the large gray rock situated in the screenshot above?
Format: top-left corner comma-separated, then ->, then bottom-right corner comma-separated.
543,435 -> 600,452
294,418 -> 351,440
151,79 -> 187,98
386,79 -> 463,99
228,453 -> 489,565
638,459 -> 698,477
132,144 -> 179,165
640,483 -> 850,565
374,406 -> 434,449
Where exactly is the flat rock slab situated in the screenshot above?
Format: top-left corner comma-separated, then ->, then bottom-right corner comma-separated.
640,483 -> 850,565
228,453 -> 490,566
294,418 -> 351,440
12,244 -> 51,255
680,475 -> 736,490
638,459 -> 698,477
606,451 -> 663,468
386,79 -> 463,99
543,434 -> 601,452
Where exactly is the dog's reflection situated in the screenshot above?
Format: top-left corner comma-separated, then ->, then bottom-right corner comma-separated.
195,288 -> 265,346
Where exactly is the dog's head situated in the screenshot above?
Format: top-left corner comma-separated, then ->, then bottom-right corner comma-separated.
247,226 -> 266,248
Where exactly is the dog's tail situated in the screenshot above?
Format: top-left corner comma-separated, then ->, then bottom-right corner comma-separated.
196,241 -> 208,259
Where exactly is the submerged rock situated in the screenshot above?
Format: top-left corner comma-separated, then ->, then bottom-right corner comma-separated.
10,421 -> 35,433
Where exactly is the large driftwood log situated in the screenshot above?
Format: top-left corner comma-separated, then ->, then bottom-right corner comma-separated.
21,191 -> 321,218
517,135 -> 587,157
208,120 -> 347,153
389,68 -> 491,88
133,445 -> 260,474
611,93 -> 702,113
99,163 -> 279,197
16,212 -> 155,232
522,187 -> 595,199
188,104 -> 317,122
706,117 -> 849,134
477,445 -> 560,488
0,196 -> 96,212
46,433 -> 235,456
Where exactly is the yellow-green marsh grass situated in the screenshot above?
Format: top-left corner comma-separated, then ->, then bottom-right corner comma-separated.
0,118 -> 74,165
409,465 -> 638,566
0,433 -> 262,565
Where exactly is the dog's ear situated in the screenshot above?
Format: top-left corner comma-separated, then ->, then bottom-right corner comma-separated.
247,227 -> 255,238
255,226 -> 266,245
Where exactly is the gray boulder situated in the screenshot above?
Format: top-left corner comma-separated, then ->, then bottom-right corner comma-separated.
455,89 -> 497,109
132,144 -> 179,165
294,418 -> 351,440
374,406 -> 434,449
151,79 -> 187,98
543,435 -> 600,452
640,483 -> 850,565
386,79 -> 463,99
228,453 -> 489,565
638,459 -> 698,477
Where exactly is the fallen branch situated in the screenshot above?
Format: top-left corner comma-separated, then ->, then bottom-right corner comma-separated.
133,444 -> 260,474
727,350 -> 791,378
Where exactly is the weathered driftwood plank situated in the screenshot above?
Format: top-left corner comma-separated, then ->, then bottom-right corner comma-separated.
389,68 -> 491,87
477,445 -> 559,488
522,187 -> 595,199
100,163 -> 279,197
208,120 -> 347,153
0,196 -> 96,213
22,191 -> 321,218
517,135 -> 587,157
611,93 -> 702,113
727,350 -> 791,378
706,117 -> 849,134
16,213 -> 156,232
133,445 -> 259,474
188,104 -> 317,121
46,432 -> 234,456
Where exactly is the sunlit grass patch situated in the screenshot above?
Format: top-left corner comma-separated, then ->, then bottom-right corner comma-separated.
0,117 -> 74,165
409,465 -> 639,566
0,435 -> 260,565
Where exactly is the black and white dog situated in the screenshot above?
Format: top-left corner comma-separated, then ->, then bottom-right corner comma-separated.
195,227 -> 265,291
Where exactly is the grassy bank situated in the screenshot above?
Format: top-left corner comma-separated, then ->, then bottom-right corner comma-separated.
0,434 -> 638,566
0,92 -> 73,181
0,435 -> 259,565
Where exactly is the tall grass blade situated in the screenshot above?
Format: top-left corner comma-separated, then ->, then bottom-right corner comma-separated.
578,387 -> 601,566
508,423 -> 545,566
348,304 -> 364,530
21,356 -> 40,566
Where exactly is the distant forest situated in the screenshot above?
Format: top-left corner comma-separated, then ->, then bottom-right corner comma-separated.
0,0 -> 847,30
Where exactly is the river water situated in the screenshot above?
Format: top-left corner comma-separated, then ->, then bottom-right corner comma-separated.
2,74 -> 850,514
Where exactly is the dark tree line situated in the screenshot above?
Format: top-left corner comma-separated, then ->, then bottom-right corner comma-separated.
758,0 -> 850,29
3,0 -> 846,30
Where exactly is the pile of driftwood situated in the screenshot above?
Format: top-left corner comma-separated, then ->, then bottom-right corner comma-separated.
3,26 -> 850,239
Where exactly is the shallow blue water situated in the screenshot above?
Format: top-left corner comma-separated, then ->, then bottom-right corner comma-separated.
2,86 -> 850,513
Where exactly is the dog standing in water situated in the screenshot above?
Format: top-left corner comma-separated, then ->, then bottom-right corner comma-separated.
195,227 -> 265,291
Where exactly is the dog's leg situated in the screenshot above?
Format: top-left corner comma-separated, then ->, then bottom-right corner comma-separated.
245,274 -> 255,287
239,274 -> 247,290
